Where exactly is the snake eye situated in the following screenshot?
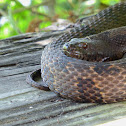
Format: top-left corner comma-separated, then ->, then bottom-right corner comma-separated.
82,42 -> 88,49
77,42 -> 88,49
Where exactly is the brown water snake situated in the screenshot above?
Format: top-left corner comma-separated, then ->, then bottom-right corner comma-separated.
27,2 -> 126,103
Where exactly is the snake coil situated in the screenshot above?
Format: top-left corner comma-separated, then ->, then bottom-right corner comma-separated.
27,3 -> 126,103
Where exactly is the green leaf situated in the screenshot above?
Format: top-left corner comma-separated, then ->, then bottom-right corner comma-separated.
100,0 -> 120,6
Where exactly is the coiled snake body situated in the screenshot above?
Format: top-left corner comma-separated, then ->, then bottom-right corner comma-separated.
27,3 -> 126,103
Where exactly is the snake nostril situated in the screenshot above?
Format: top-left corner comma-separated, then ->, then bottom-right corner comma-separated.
63,43 -> 69,50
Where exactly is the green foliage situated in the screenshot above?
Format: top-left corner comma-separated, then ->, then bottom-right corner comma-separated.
100,0 -> 120,5
0,0 -> 121,39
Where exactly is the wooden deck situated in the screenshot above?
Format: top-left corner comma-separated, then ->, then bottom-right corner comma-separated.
0,31 -> 126,126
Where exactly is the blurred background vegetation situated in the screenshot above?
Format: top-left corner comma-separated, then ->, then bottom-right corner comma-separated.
0,0 -> 125,39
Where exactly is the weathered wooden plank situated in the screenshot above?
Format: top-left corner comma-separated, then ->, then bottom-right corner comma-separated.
0,31 -> 126,126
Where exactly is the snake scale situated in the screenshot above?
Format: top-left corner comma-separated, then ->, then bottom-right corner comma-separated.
27,2 -> 126,103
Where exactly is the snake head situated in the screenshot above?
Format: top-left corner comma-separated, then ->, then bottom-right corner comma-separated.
63,37 -> 124,62
63,38 -> 90,60
63,38 -> 108,61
